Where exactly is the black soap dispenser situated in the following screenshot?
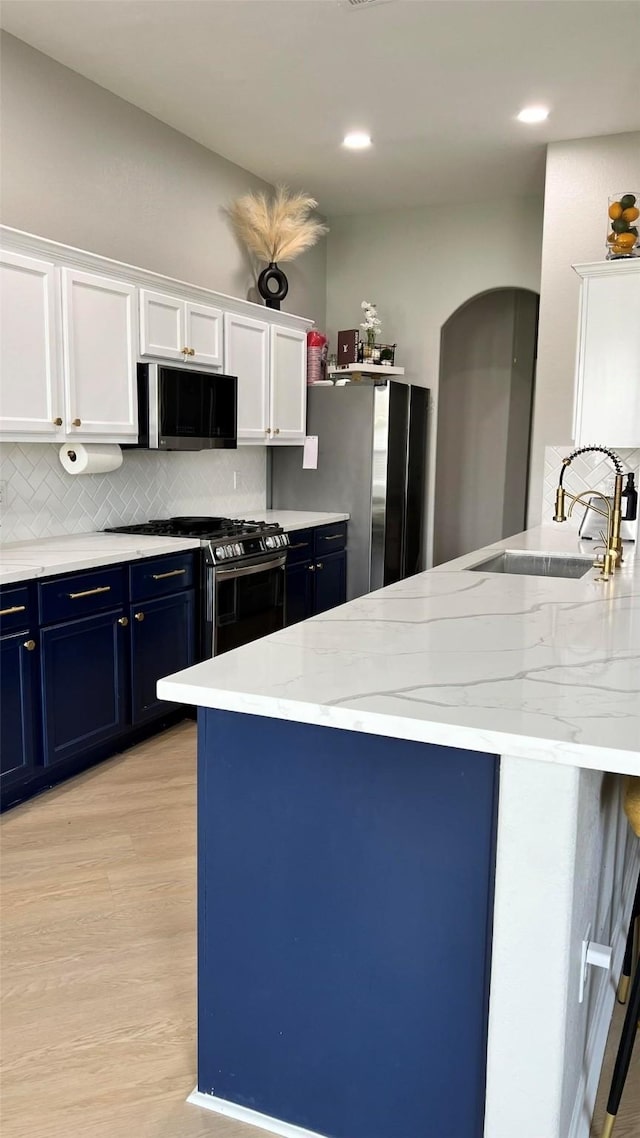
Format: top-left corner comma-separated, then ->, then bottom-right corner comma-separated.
622,472 -> 638,521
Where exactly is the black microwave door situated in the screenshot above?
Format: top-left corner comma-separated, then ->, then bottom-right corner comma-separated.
158,368 -> 237,450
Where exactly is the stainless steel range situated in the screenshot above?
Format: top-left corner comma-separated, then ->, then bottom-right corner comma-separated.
106,516 -> 289,656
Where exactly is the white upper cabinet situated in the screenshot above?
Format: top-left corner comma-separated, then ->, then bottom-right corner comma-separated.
269,325 -> 307,443
139,289 -> 184,361
224,314 -> 307,445
61,268 -> 138,440
185,301 -> 223,369
224,312 -> 270,442
140,289 -> 223,369
573,260 -> 640,448
0,251 -> 64,438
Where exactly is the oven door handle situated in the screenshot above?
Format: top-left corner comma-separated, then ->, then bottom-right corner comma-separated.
215,554 -> 287,581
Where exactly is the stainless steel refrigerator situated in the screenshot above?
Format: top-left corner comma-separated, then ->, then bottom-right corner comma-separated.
271,381 -> 429,600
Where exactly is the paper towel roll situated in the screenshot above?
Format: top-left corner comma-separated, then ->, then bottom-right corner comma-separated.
59,443 -> 123,476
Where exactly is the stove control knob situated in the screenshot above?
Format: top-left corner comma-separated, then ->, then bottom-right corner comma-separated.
265,536 -> 274,549
281,534 -> 289,547
227,545 -> 234,557
235,544 -> 242,557
217,547 -> 227,560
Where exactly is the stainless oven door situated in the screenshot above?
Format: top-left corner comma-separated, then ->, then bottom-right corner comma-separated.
206,554 -> 287,656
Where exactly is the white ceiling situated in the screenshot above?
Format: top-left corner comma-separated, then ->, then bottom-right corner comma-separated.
1,0 -> 639,214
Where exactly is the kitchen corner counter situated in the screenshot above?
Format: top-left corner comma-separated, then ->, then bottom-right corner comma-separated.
159,525 -> 640,776
0,532 -> 202,585
261,509 -> 349,531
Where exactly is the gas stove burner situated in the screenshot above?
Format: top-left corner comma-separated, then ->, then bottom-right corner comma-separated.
105,515 -> 285,547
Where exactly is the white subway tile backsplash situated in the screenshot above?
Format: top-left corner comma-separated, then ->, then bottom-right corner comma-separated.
541,445 -> 639,528
0,443 -> 267,542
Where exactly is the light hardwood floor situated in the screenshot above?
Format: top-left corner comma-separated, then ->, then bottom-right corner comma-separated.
1,722 -> 638,1138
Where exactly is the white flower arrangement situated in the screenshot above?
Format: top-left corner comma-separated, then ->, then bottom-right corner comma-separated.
360,300 -> 382,342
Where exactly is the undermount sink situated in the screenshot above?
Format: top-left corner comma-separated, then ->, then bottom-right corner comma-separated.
468,550 -> 594,579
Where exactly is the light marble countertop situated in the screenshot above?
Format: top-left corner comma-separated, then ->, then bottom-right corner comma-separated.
261,510 -> 349,532
0,532 -> 202,585
0,513 -> 348,586
159,525 -> 640,775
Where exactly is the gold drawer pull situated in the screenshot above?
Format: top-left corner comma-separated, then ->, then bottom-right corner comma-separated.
323,535 -> 343,542
23,639 -> 36,651
308,564 -> 316,572
117,616 -> 128,627
0,604 -> 27,616
67,585 -> 111,599
134,611 -> 145,621
289,542 -> 310,551
152,569 -> 186,580
317,562 -> 324,570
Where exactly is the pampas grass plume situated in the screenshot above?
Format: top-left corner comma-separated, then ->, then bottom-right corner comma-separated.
228,185 -> 328,264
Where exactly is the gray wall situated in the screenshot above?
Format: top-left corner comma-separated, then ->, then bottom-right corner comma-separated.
0,32 -> 326,327
433,289 -> 537,565
326,196 -> 544,563
529,130 -> 640,523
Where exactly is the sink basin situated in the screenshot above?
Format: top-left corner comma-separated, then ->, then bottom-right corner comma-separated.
468,550 -> 594,579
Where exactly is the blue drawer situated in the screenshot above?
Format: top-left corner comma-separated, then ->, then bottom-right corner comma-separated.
287,530 -> 315,565
0,585 -> 33,634
39,566 -> 126,626
314,523 -> 347,556
129,552 -> 195,602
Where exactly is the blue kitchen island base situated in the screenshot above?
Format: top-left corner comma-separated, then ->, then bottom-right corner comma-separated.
196,709 -> 498,1138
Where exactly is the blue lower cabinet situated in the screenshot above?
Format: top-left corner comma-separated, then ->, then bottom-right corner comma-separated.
0,629 -> 38,789
40,609 -> 128,767
314,548 -> 347,614
284,559 -> 314,627
130,590 -> 195,724
197,712 -> 498,1138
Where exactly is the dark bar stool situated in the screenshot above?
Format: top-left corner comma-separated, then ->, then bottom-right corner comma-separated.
601,955 -> 640,1138
617,869 -> 640,1004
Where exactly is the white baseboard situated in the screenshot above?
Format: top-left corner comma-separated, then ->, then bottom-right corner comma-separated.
187,1088 -> 329,1138
568,844 -> 640,1138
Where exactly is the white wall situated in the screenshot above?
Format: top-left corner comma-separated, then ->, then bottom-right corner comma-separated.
529,131 -> 640,524
325,196 -> 543,562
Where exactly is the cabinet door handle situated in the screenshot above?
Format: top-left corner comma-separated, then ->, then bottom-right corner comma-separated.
117,616 -> 129,627
289,542 -> 310,551
23,639 -> 36,651
308,564 -> 316,572
265,427 -> 271,435
71,418 -> 81,427
182,347 -> 195,357
53,417 -> 63,426
134,611 -> 145,621
152,569 -> 186,580
317,562 -> 324,570
0,605 -> 27,616
323,535 -> 343,542
274,428 -> 280,435
67,585 -> 111,599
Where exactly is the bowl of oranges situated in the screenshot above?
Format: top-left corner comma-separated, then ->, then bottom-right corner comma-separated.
607,194 -> 639,258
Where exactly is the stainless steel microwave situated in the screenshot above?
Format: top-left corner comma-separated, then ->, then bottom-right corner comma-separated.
133,363 -> 237,450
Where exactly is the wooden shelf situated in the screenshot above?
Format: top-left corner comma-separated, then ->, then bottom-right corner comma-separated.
327,363 -> 405,377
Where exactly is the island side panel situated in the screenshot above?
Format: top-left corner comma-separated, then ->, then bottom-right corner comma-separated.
197,709 -> 499,1138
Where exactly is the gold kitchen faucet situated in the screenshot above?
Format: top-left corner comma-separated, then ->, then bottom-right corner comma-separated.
553,446 -> 624,581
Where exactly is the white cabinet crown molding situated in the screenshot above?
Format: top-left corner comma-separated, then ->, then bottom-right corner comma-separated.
573,259 -> 640,279
0,226 -> 314,333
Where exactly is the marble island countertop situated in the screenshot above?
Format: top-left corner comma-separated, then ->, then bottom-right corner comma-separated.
0,532 -> 203,584
159,525 -> 640,776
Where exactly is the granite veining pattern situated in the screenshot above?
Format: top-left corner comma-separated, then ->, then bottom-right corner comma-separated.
159,527 -> 640,775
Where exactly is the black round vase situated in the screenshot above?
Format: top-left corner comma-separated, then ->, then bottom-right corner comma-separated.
257,262 -> 289,310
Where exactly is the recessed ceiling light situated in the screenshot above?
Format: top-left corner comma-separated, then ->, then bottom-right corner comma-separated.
342,131 -> 372,149
517,106 -> 550,124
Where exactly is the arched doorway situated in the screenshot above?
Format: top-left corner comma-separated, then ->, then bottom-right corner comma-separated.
433,288 -> 539,566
